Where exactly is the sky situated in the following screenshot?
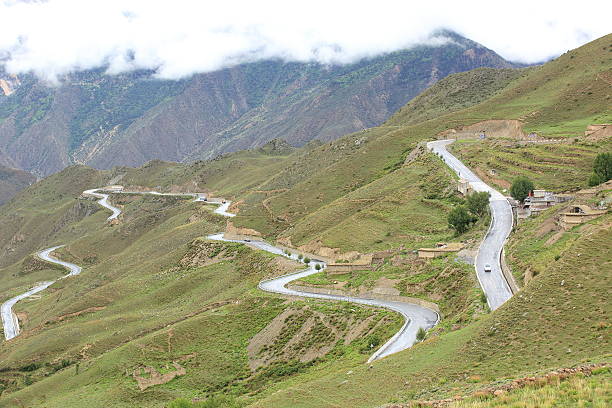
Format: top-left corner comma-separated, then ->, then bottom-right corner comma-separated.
0,0 -> 610,82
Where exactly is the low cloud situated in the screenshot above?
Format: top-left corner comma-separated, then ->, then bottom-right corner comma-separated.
0,0 -> 610,82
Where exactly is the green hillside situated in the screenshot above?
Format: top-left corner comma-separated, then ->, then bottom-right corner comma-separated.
0,34 -> 609,408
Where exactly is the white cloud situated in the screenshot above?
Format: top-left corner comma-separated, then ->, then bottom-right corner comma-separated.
0,0 -> 610,82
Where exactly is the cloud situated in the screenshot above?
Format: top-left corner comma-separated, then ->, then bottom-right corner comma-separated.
0,0 -> 610,82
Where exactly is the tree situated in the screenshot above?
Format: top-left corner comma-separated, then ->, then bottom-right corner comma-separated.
510,176 -> 534,203
416,327 -> 427,342
593,152 -> 612,183
315,264 -> 322,271
448,205 -> 475,234
466,191 -> 491,217
303,257 -> 310,264
588,172 -> 603,187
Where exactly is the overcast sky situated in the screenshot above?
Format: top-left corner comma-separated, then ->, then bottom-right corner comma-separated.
1,0 -> 610,82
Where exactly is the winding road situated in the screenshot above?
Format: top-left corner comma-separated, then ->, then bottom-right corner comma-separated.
427,139 -> 514,310
3,141 -> 514,358
207,237 -> 440,361
1,246 -> 81,340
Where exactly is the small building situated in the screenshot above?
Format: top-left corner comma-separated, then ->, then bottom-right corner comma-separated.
522,190 -> 571,217
326,263 -> 372,275
418,242 -> 465,259
560,205 -> 607,229
457,178 -> 473,196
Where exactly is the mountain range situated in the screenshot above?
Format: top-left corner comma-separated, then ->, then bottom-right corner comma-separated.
0,31 -> 519,177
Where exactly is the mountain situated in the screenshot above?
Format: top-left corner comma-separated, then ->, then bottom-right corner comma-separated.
0,34 -> 609,408
0,164 -> 35,205
0,31 -> 519,177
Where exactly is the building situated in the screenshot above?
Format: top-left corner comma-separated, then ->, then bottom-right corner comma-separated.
457,178 -> 473,196
560,205 -> 607,229
523,190 -> 572,217
418,242 -> 465,259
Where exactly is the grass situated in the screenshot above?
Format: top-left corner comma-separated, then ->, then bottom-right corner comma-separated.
0,32 -> 610,408
247,213 -> 611,407
449,138 -> 611,192
450,367 -> 611,407
0,185 -> 405,407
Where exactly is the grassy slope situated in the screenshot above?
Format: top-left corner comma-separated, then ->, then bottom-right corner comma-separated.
451,368 -> 610,408
0,189 -> 402,406
0,165 -> 36,205
239,34 -> 612,407
0,34 -> 608,408
229,34 -> 611,252
248,213 -> 610,407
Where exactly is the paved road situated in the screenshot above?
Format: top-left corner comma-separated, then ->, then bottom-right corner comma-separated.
208,232 -> 439,361
83,189 -> 122,221
83,189 -> 212,221
1,246 -> 81,340
427,139 -> 514,310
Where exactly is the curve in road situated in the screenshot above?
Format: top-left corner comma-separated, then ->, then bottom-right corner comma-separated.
82,187 -> 441,360
1,246 -> 81,340
208,234 -> 440,361
427,139 -> 514,310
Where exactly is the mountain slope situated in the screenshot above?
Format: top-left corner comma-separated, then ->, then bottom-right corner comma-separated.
0,34 -> 609,408
0,164 -> 35,205
0,31 -> 518,176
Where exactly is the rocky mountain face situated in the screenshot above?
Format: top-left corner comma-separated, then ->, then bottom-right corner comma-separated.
0,164 -> 36,205
0,31 -> 519,176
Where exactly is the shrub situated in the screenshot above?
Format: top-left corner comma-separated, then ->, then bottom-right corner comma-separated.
510,176 -> 535,203
448,205 -> 475,234
416,327 -> 427,342
466,191 -> 491,217
593,152 -> 612,182
303,257 -> 310,264
588,172 -> 603,187
297,254 -> 303,260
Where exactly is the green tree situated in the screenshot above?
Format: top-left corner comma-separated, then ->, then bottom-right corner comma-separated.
466,191 -> 491,216
315,264 -> 322,270
510,176 -> 534,203
448,205 -> 475,234
588,172 -> 603,187
303,257 -> 310,264
593,152 -> 612,183
416,327 -> 427,342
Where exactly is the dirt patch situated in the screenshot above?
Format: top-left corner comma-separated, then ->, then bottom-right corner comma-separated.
372,277 -> 401,296
536,216 -> 559,238
224,221 -> 262,239
248,306 -> 381,371
178,239 -> 235,268
132,362 -> 186,391
247,309 -> 296,370
474,167 -> 511,190
47,306 -> 106,324
437,119 -> 526,140
544,230 -> 565,247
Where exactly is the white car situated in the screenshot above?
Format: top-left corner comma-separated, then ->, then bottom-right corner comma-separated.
484,264 -> 492,272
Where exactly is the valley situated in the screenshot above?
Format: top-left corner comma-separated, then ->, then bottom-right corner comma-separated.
0,30 -> 609,408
